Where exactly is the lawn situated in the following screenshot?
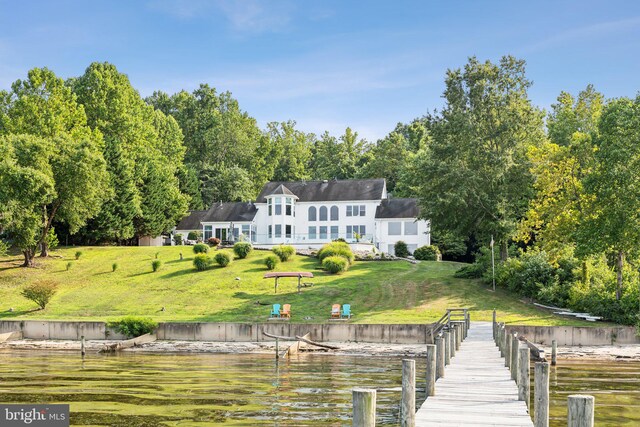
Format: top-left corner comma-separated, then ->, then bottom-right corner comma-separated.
0,246 -> 595,325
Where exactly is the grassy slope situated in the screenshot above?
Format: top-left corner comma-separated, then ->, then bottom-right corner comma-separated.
0,246 -> 594,325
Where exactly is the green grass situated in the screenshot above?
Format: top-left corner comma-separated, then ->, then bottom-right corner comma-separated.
0,246 -> 598,325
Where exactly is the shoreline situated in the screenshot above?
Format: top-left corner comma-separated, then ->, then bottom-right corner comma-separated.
3,339 -> 640,360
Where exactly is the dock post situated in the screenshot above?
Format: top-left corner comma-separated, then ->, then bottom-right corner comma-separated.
454,324 -> 461,350
500,325 -> 507,357
435,336 -> 445,379
401,359 -> 415,427
567,395 -> 594,427
505,330 -> 512,368
444,331 -> 451,365
551,340 -> 557,366
534,362 -> 550,427
511,334 -> 519,382
492,310 -> 496,339
425,344 -> 436,397
450,328 -> 456,358
517,347 -> 530,407
81,335 -> 85,357
353,388 -> 376,427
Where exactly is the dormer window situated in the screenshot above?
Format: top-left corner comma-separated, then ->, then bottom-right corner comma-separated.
275,197 -> 282,215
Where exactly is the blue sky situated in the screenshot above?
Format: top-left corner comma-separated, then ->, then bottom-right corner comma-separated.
1,0 -> 640,141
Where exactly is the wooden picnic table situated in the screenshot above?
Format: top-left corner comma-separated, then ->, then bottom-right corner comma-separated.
263,272 -> 314,293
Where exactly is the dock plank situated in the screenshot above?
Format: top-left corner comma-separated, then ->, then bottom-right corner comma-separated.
415,322 -> 533,426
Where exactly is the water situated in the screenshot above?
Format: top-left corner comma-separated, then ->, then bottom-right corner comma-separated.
0,350 -> 426,426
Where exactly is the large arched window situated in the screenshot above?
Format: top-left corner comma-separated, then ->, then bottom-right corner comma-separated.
330,205 -> 339,221
319,206 -> 328,221
308,206 -> 317,221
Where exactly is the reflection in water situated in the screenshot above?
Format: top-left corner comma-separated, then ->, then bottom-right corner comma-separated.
0,350 -> 427,426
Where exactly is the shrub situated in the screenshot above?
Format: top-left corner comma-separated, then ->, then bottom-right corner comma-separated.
193,254 -> 211,271
155,251 -> 160,259
187,231 -> 201,241
174,234 -> 183,245
333,237 -> 347,243
318,242 -> 355,265
21,282 -> 57,309
151,260 -> 162,272
214,251 -> 232,267
107,316 -> 158,338
272,245 -> 295,262
394,240 -> 409,258
208,237 -> 221,247
45,227 -> 59,251
193,243 -> 209,254
0,239 -> 8,257
233,242 -> 253,259
414,245 -> 441,261
265,254 -> 279,270
66,261 -> 72,271
75,250 -> 82,260
322,256 -> 349,274
112,262 -> 118,272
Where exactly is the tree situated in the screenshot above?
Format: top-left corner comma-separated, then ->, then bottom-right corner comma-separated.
311,128 -> 368,180
267,121 -> 314,181
200,164 -> 256,205
358,131 -> 411,193
414,56 -> 545,260
0,68 -> 108,257
576,97 -> 640,300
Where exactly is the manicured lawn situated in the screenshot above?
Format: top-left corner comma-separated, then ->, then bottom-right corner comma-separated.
0,246 -> 595,325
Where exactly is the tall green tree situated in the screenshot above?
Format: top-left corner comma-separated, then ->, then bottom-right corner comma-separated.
267,120 -> 314,181
414,56 -> 545,260
576,97 -> 640,299
311,128 -> 368,180
0,68 -> 108,257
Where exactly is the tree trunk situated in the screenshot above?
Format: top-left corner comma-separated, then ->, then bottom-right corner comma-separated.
500,240 -> 508,262
616,251 -> 624,301
40,240 -> 49,258
22,249 -> 36,267
582,261 -> 590,285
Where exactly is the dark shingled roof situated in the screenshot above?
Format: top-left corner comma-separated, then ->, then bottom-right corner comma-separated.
269,184 -> 298,198
201,201 -> 258,222
375,198 -> 420,219
175,210 -> 206,230
256,179 -> 386,203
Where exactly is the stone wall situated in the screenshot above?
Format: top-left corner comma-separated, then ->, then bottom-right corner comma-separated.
505,325 -> 640,346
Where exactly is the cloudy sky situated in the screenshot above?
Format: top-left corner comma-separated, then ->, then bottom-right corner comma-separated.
1,0 -> 640,141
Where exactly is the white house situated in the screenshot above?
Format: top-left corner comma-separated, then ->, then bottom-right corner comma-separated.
175,178 -> 430,255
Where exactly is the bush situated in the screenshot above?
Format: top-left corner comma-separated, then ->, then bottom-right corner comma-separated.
265,254 -> 280,270
214,251 -> 232,267
193,253 -> 211,271
414,245 -> 441,261
208,237 -> 221,247
322,255 -> 349,274
193,243 -> 209,254
233,242 -> 253,259
21,282 -> 57,309
0,239 -> 8,257
333,237 -> 347,243
394,240 -> 409,258
187,231 -> 201,241
317,242 -> 355,265
272,245 -> 295,262
66,261 -> 72,271
155,251 -> 160,259
112,262 -> 118,272
107,316 -> 158,338
151,260 -> 162,272
174,234 -> 183,245
75,250 -> 82,260
45,227 -> 59,251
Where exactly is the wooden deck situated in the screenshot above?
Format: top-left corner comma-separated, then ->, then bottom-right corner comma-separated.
415,322 -> 533,426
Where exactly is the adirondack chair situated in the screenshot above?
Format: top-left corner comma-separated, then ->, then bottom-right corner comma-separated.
280,304 -> 291,318
341,304 -> 351,319
331,304 -> 341,318
270,304 -> 281,318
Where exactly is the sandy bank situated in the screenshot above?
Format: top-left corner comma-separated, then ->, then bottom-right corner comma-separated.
538,343 -> 640,361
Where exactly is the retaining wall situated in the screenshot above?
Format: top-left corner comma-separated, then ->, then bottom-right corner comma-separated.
0,320 -> 430,344
505,325 -> 640,346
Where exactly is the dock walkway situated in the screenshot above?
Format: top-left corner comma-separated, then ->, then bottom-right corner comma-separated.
415,322 -> 533,426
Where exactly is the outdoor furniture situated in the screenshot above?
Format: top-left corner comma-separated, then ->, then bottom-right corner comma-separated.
263,272 -> 314,293
331,304 -> 341,318
341,304 -> 351,319
270,304 -> 281,318
280,304 -> 291,318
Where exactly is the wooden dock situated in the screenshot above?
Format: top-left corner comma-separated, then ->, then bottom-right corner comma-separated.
415,322 -> 533,426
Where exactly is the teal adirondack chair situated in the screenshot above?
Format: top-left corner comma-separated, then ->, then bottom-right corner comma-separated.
270,304 -> 281,318
341,304 -> 351,319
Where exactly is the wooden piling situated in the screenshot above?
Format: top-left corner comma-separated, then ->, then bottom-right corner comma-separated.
444,331 -> 451,365
505,330 -> 511,368
81,335 -> 85,357
551,340 -> 557,366
450,328 -> 456,358
517,347 -> 530,407
353,388 -> 376,427
401,359 -> 416,427
492,310 -> 496,339
275,337 -> 279,359
425,344 -> 436,397
435,336 -> 445,380
455,324 -> 461,350
500,326 -> 506,358
534,362 -> 550,427
567,395 -> 594,427
511,334 -> 519,382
